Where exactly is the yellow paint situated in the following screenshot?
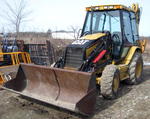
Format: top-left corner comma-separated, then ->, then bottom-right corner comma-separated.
96,77 -> 101,85
86,43 -> 97,57
80,33 -> 106,40
132,4 -> 139,13
0,72 -> 5,85
117,64 -> 129,81
137,40 -> 147,53
86,4 -> 135,13
112,60 -> 115,65
122,46 -> 141,65
0,43 -> 3,62
113,75 -> 119,92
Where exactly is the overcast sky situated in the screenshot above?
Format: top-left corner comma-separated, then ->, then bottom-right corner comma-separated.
0,0 -> 149,36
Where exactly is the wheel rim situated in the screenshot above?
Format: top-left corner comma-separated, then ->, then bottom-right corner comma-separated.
135,60 -> 142,79
113,74 -> 119,93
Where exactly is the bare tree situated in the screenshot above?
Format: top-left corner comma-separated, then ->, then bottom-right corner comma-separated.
70,26 -> 81,40
2,0 -> 31,36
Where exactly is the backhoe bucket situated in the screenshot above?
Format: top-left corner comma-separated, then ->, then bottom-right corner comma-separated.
3,64 -> 97,115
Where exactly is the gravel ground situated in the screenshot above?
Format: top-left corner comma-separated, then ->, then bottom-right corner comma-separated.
0,66 -> 149,119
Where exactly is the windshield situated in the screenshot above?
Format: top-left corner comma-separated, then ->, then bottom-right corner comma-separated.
81,10 -> 121,36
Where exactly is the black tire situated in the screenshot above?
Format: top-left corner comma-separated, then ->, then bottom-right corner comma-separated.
125,52 -> 143,85
101,64 -> 120,99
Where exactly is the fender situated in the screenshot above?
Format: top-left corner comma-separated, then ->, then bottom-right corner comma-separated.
122,46 -> 141,65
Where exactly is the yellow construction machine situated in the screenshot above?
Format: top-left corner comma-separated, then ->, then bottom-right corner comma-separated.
2,4 -> 146,115
0,35 -> 31,85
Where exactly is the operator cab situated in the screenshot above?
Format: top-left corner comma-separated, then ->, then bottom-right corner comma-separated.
81,5 -> 140,59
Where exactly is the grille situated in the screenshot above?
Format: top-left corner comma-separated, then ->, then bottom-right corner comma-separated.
65,47 -> 83,69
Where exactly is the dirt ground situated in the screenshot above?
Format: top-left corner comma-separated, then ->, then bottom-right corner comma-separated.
0,65 -> 149,119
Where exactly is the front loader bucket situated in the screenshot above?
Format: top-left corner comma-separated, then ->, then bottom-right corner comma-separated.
3,64 -> 97,115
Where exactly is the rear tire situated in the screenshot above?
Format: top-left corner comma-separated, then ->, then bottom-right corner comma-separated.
101,64 -> 120,99
125,52 -> 143,85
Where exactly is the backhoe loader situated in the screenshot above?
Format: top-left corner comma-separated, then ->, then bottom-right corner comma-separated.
2,4 -> 146,115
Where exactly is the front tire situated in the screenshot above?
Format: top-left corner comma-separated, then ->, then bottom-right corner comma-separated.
101,64 -> 120,99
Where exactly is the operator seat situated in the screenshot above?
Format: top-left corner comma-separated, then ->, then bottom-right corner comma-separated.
112,32 -> 122,59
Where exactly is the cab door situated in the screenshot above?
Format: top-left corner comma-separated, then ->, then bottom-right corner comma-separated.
120,11 -> 134,58
109,11 -> 123,59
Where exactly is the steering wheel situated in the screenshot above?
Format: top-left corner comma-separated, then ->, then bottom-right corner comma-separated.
112,34 -> 120,45
82,31 -> 90,36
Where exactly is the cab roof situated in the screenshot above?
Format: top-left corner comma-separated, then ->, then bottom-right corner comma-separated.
86,4 -> 135,13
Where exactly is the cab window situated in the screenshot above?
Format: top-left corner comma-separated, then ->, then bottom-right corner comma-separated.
122,11 -> 133,43
130,12 -> 139,43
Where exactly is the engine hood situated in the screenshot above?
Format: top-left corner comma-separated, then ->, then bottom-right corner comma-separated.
68,33 -> 106,49
80,33 -> 106,40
